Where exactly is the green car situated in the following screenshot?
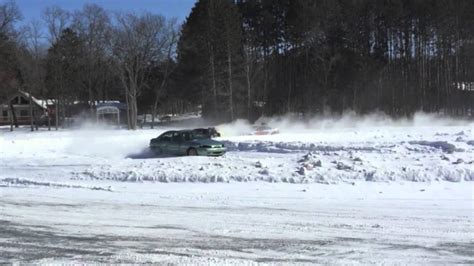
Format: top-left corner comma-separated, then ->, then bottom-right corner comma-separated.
150,130 -> 226,156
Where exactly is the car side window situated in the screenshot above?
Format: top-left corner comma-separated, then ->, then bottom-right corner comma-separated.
171,132 -> 183,142
183,132 -> 193,141
159,132 -> 173,142
193,129 -> 207,139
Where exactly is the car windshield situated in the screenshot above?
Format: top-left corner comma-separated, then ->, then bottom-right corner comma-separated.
159,131 -> 174,141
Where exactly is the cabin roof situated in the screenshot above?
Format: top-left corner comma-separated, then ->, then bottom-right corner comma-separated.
1,91 -> 48,110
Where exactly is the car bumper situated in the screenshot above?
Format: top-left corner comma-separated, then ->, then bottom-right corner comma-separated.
197,147 -> 226,156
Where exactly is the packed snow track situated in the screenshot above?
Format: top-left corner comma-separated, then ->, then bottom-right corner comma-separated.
1,183 -> 472,264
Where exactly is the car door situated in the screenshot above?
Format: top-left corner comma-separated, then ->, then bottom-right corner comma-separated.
152,131 -> 173,154
179,131 -> 194,154
168,132 -> 184,155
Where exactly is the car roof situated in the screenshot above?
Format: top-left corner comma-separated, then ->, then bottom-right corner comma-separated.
159,130 -> 175,135
159,129 -> 200,136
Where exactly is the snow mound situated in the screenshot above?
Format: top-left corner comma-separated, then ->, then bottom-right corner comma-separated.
72,150 -> 474,184
221,140 -> 386,154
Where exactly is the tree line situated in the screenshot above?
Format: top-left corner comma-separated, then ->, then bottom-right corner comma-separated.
0,0 -> 178,130
178,0 -> 473,122
1,0 -> 473,131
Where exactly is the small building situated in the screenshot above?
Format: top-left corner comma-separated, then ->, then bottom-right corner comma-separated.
0,91 -> 49,126
96,102 -> 127,125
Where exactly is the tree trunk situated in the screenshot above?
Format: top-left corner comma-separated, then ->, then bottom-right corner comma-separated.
207,0 -> 218,120
125,89 -> 131,130
151,56 -> 172,129
55,100 -> 59,130
9,108 -> 13,132
227,44 -> 234,121
88,79 -> 94,117
262,55 -> 268,117
210,52 -> 218,119
61,99 -> 66,128
245,59 -> 251,120
28,92 -> 34,132
151,101 -> 157,129
9,100 -> 18,128
286,58 -> 292,113
128,84 -> 138,130
47,110 -> 51,131
131,95 -> 138,130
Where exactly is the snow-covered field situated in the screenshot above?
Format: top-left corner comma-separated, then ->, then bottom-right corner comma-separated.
1,114 -> 473,263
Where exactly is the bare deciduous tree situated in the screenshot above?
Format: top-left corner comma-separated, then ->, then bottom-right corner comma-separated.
0,0 -> 22,130
150,19 -> 179,129
16,20 -> 46,131
42,6 -> 70,130
0,0 -> 21,36
73,4 -> 111,113
111,12 -> 169,130
42,6 -> 70,44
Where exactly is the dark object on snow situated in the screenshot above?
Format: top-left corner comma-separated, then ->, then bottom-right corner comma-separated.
150,129 -> 226,156
160,115 -> 172,122
440,155 -> 450,161
336,162 -> 352,171
408,141 -> 457,154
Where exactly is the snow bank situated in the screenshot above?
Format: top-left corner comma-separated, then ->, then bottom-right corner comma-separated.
1,116 -> 473,185
73,149 -> 474,184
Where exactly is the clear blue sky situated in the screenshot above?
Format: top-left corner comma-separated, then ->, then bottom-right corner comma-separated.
16,0 -> 196,23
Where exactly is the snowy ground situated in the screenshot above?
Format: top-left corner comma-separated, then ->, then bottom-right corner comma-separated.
0,116 -> 473,263
1,183 -> 472,264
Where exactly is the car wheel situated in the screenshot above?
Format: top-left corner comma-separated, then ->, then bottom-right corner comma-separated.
187,148 -> 198,156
